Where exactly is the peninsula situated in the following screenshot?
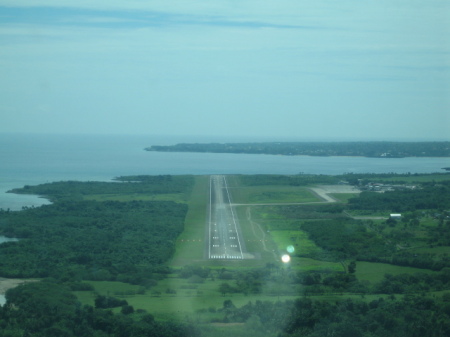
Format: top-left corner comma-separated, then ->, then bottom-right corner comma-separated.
146,141 -> 450,158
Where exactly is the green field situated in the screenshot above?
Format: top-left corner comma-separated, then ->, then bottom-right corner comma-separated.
169,176 -> 210,266
233,205 -> 280,265
290,257 -> 343,272
74,278 -> 303,319
270,230 -> 322,256
355,261 -> 437,283
328,193 -> 359,203
408,245 -> 450,254
229,184 -> 321,204
344,210 -> 390,217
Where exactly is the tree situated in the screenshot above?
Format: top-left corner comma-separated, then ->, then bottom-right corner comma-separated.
219,282 -> 234,296
348,261 -> 356,274
121,305 -> 134,315
223,299 -> 235,309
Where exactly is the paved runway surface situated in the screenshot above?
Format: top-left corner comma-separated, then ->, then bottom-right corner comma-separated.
207,175 -> 244,260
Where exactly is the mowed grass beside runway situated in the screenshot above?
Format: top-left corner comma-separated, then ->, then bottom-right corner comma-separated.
229,184 -> 321,204
233,205 -> 279,266
170,175 -> 210,267
270,230 -> 322,256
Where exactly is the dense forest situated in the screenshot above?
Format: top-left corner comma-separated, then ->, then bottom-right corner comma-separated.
146,141 -> 450,158
8,175 -> 194,202
0,200 -> 187,281
0,175 -> 194,282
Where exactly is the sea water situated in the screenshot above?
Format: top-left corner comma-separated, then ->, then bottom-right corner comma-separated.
1,133 -> 449,210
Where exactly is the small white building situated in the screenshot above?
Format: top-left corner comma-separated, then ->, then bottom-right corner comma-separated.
390,214 -> 402,219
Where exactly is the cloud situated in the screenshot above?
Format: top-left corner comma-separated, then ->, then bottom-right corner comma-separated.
0,5 -> 319,31
0,1 -> 448,139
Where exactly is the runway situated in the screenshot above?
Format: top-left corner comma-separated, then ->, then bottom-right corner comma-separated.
207,175 -> 245,260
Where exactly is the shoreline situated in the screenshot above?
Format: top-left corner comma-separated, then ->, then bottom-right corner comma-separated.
145,149 -> 450,159
0,278 -> 38,295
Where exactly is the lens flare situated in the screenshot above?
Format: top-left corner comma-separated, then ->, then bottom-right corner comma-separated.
281,254 -> 291,263
287,245 -> 295,253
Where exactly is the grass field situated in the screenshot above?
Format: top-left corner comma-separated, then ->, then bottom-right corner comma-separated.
291,257 -> 343,272
408,245 -> 450,254
328,193 -> 359,203
169,176 -> 210,267
270,230 -> 322,256
74,278 -> 304,320
345,210 -> 390,217
233,205 -> 280,265
74,276 -> 387,320
355,261 -> 437,283
230,185 -> 321,204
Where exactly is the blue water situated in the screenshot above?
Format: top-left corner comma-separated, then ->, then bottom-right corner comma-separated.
1,133 -> 449,210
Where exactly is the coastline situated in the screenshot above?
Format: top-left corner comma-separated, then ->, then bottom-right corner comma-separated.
0,278 -> 38,295
0,278 -> 39,305
146,149 -> 450,160
145,140 -> 450,158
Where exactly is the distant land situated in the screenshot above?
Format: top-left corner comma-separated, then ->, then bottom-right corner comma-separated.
146,141 -> 450,158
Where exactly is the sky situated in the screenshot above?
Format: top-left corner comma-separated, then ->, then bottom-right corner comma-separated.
1,1 -> 449,141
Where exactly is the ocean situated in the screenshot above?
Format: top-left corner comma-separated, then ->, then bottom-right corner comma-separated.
1,133 -> 449,210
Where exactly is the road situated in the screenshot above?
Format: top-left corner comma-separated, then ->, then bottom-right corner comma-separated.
207,175 -> 245,260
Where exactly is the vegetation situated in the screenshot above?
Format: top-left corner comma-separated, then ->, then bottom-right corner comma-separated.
237,174 -> 339,186
0,200 -> 187,281
347,181 -> 450,212
8,175 -> 194,202
213,295 -> 450,337
1,172 -> 450,336
146,141 -> 450,157
1,281 -> 198,337
0,176 -> 194,282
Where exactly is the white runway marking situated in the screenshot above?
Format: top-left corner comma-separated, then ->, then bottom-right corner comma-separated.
207,175 -> 244,260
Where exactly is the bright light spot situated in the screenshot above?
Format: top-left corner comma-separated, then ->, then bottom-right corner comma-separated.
281,254 -> 291,263
287,245 -> 295,253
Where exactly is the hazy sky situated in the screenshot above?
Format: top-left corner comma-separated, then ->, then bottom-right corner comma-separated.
1,1 -> 449,140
